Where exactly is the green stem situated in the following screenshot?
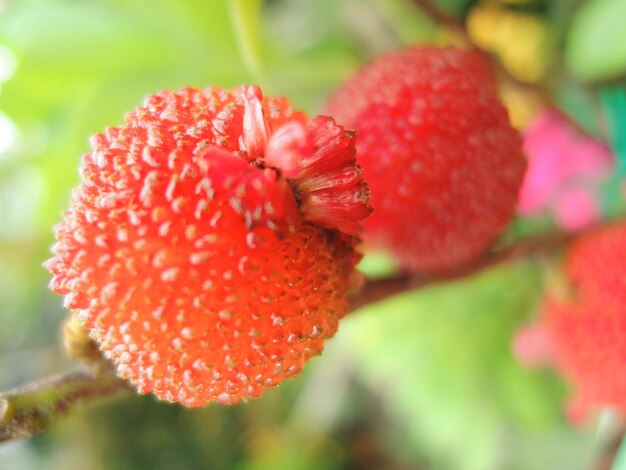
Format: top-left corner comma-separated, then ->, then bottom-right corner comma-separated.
227,0 -> 266,85
351,229 -> 576,311
0,369 -> 128,443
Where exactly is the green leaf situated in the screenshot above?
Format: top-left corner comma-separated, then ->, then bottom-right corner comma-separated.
599,87 -> 626,216
357,250 -> 398,279
565,0 -> 626,82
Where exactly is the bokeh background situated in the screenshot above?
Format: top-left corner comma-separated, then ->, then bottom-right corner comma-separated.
0,0 -> 625,468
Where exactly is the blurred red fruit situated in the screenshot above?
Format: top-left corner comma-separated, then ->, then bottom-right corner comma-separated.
327,46 -> 526,272
539,222 -> 626,417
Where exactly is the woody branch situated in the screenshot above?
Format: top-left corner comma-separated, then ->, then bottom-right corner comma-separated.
0,227 -> 584,443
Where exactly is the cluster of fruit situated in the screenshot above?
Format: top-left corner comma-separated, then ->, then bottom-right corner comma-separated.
45,45 -> 623,417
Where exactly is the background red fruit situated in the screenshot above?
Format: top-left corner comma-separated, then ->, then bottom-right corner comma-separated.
45,86 -> 370,406
326,47 -> 526,272
539,222 -> 626,417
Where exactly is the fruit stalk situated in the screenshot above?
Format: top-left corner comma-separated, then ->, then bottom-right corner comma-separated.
0,226 -> 588,443
351,229 -> 577,310
408,0 -> 605,143
0,369 -> 128,443
409,0 -> 469,40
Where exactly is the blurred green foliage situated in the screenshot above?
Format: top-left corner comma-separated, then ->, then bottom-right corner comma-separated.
339,262 -> 594,469
0,0 -> 623,468
565,0 -> 626,82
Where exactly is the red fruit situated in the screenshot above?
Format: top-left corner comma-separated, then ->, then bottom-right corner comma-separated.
326,47 -> 526,272
539,222 -> 626,417
45,85 -> 371,406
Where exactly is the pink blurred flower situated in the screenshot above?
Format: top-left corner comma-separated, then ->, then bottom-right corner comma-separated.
518,109 -> 613,231
512,323 -> 553,368
553,189 -> 600,232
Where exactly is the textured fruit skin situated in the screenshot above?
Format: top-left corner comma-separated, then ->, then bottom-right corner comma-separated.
45,86 -> 370,406
540,222 -> 626,417
326,47 -> 526,272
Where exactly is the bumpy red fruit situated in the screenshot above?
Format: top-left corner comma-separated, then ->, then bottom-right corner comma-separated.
539,222 -> 626,418
326,47 -> 526,272
45,86 -> 371,406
